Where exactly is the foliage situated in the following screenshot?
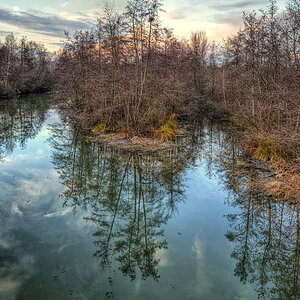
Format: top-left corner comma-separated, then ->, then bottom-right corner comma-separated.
153,114 -> 179,141
92,123 -> 107,133
207,0 -> 300,167
55,0 -> 198,136
0,34 -> 52,98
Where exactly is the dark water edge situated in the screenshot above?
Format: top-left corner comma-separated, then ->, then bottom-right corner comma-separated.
0,88 -> 52,100
0,95 -> 299,300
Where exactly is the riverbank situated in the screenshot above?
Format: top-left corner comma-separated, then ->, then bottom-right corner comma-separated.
85,132 -> 180,153
212,106 -> 300,204
244,133 -> 300,203
80,106 -> 300,203
0,88 -> 52,100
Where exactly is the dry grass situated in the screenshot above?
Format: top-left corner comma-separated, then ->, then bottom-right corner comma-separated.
244,133 -> 300,202
154,114 -> 180,141
249,158 -> 300,203
266,159 -> 300,202
92,123 -> 108,134
88,131 -> 174,153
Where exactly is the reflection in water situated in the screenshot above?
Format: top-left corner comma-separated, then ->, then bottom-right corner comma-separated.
196,121 -> 300,299
222,159 -> 300,299
0,95 -> 50,159
49,117 -> 300,297
49,124 -> 197,280
1,97 -> 299,299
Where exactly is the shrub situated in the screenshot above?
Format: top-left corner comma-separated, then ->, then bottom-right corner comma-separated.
253,140 -> 277,161
153,114 -> 179,141
246,135 -> 285,163
92,123 -> 107,134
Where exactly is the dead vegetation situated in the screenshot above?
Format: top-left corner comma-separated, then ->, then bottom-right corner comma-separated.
53,0 -> 300,201
86,132 -> 175,153
245,135 -> 300,202
264,159 -> 300,203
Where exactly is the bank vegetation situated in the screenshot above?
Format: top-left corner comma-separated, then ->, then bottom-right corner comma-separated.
214,0 -> 300,201
0,0 -> 299,200
0,35 -> 53,98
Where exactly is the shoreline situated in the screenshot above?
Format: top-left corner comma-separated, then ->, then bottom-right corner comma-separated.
85,132 -> 178,154
67,106 -> 300,203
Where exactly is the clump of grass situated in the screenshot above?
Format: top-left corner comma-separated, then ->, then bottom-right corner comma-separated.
153,114 -> 179,141
154,124 -> 175,141
253,139 -> 277,161
92,123 -> 107,134
266,159 -> 300,202
245,135 -> 285,163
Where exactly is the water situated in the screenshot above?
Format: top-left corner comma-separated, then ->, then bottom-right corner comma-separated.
0,95 -> 299,300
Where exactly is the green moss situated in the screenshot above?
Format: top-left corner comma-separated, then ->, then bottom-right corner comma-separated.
92,123 -> 107,134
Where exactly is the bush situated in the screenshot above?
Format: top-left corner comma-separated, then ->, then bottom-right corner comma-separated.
153,114 -> 179,141
92,123 -> 107,134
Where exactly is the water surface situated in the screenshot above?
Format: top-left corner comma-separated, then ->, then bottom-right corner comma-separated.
0,95 -> 299,299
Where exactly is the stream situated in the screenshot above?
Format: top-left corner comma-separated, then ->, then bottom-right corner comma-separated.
0,94 -> 299,300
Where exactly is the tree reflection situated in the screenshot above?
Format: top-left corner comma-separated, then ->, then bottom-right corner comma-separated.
221,156 -> 300,299
49,124 -> 197,280
0,94 -> 50,159
177,119 -> 300,299
49,116 -> 300,296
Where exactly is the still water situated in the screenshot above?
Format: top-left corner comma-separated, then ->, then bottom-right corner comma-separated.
0,95 -> 299,300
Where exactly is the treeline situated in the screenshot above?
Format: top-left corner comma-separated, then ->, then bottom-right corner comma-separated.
1,0 -> 299,161
0,34 -> 53,98
216,0 -> 300,160
55,0 -> 213,136
56,0 -> 300,154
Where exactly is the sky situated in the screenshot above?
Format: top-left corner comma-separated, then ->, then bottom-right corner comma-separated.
0,0 -> 287,51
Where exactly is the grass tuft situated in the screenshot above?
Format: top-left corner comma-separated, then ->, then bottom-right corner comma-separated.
92,123 -> 107,134
246,135 -> 285,163
153,114 -> 179,141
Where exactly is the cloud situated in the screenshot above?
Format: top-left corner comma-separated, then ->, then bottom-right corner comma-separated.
0,30 -> 17,36
166,1 -> 262,23
193,234 -> 204,260
155,247 -> 168,266
167,9 -> 187,20
210,0 -> 266,10
167,4 -> 197,20
0,7 -> 95,38
0,253 -> 36,297
11,204 -> 23,216
212,12 -> 244,27
50,42 -> 66,47
61,1 -> 70,8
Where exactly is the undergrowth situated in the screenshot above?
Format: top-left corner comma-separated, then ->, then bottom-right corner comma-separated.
92,123 -> 107,134
153,114 -> 179,141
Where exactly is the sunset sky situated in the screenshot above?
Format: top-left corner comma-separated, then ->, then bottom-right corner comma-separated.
0,0 -> 286,51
